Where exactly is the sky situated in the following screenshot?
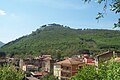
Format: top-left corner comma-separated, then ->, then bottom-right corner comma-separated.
0,0 -> 119,43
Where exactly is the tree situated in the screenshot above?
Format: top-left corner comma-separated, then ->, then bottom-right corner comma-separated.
55,50 -> 62,60
0,65 -> 24,80
98,61 -> 120,80
71,65 -> 99,80
0,52 -> 6,58
83,0 -> 120,28
39,75 -> 58,80
71,59 -> 120,80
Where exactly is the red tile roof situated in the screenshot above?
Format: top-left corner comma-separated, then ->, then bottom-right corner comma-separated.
84,58 -> 95,65
114,57 -> 120,62
56,58 -> 83,65
31,72 -> 48,76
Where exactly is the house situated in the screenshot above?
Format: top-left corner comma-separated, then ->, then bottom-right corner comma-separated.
54,58 -> 84,80
26,76 -> 39,80
83,58 -> 95,65
20,58 -> 42,68
0,52 -> 7,66
7,58 -> 20,69
114,57 -> 120,62
31,71 -> 48,78
0,59 -> 7,66
20,55 -> 54,73
20,58 -> 40,72
54,63 -> 61,80
42,56 -> 54,73
25,71 -> 48,80
79,49 -> 90,58
95,50 -> 120,66
22,65 -> 39,72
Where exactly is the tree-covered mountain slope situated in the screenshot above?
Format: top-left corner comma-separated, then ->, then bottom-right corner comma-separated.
1,24 -> 120,57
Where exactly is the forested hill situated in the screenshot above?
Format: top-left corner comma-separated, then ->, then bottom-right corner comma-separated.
1,24 -> 120,57
0,41 -> 4,47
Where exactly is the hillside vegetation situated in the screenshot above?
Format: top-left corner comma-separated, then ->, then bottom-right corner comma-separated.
0,24 -> 120,57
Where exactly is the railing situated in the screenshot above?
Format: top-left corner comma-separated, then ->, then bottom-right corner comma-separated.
61,69 -> 71,73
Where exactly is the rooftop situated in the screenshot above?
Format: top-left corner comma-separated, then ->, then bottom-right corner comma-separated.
26,77 -> 39,80
56,58 -> 83,65
31,72 -> 48,76
96,51 -> 114,57
114,57 -> 120,62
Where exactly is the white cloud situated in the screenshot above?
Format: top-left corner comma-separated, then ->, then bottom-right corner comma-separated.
0,10 -> 6,16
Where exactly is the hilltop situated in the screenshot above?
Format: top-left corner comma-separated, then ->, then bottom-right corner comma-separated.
1,24 -> 120,57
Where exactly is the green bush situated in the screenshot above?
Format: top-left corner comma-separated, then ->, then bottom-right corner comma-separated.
71,59 -> 120,80
0,65 -> 24,80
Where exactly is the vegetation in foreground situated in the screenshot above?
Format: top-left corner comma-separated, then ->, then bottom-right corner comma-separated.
39,74 -> 58,80
71,59 -> 120,80
0,65 -> 24,80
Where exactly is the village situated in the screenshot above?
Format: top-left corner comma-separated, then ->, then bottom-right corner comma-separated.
0,50 -> 120,80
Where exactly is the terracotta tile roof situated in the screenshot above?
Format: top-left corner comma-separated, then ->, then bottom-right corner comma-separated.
86,58 -> 94,63
56,58 -> 82,65
114,57 -> 120,62
84,58 -> 95,65
31,72 -> 48,76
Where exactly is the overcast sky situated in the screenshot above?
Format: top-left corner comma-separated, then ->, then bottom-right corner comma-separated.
0,0 -> 119,43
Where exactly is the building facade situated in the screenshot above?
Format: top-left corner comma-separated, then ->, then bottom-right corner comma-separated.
54,58 -> 84,80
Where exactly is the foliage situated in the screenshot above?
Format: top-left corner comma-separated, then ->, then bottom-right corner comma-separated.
71,60 -> 120,80
83,0 -> 120,27
0,52 -> 6,58
71,65 -> 98,80
98,61 -> 120,80
0,25 -> 120,58
0,64 -> 24,80
39,75 -> 58,80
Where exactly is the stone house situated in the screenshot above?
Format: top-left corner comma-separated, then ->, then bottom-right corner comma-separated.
95,50 -> 120,66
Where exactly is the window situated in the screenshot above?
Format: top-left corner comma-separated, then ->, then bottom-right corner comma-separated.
79,66 -> 82,69
66,67 -> 69,70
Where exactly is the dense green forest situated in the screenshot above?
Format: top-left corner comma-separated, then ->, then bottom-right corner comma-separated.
0,24 -> 120,57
